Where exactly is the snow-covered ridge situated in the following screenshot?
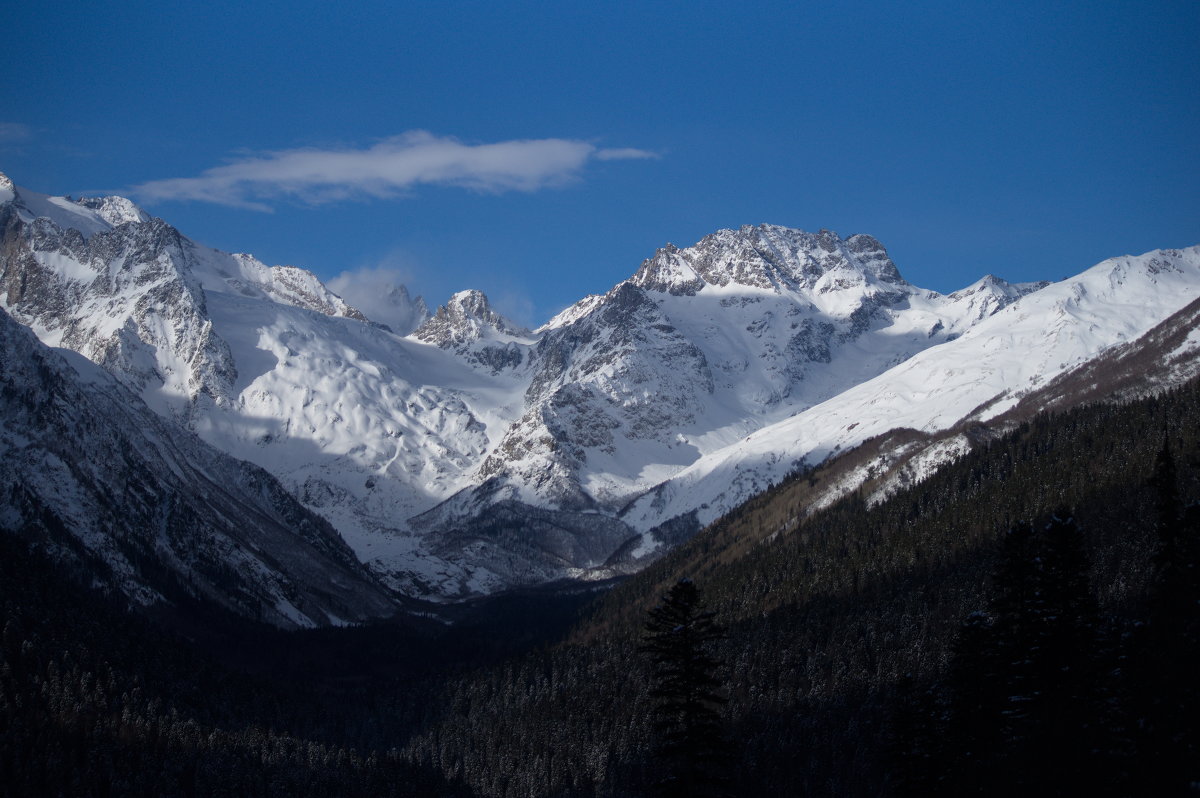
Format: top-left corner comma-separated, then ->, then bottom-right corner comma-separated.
0,172 -> 530,597
481,222 -> 1048,522
0,302 -> 396,627
3,169 -> 1197,599
620,245 -> 1200,543
76,194 -> 150,227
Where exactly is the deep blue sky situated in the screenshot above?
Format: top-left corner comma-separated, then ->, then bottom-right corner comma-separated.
4,0 -> 1198,324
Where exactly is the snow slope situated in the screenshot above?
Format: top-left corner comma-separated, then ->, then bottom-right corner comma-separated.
462,225 -> 1049,532
620,245 -> 1200,547
0,304 -> 397,627
0,175 -> 531,595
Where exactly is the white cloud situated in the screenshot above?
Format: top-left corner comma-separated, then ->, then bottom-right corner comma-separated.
594,147 -> 659,161
132,131 -> 658,210
0,122 -> 32,145
490,289 -> 537,330
327,262 -> 430,335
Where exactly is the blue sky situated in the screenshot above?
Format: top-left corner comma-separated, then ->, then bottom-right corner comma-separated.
4,0 -> 1198,325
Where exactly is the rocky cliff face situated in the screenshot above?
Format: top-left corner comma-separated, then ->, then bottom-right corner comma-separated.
0,202 -> 236,419
2,171 -> 1196,602
415,289 -> 531,373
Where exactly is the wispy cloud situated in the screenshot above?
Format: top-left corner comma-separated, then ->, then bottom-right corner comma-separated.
327,257 -> 429,335
593,147 -> 659,161
490,289 -> 537,330
132,131 -> 658,211
0,122 -> 33,146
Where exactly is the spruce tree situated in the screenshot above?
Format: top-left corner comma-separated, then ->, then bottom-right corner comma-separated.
640,579 -> 731,798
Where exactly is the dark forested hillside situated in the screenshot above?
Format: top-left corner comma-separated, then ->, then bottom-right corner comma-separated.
4,377 -> 1199,796
394,377 -> 1200,796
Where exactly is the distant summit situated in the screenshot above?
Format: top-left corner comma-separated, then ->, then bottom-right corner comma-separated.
631,225 -> 906,295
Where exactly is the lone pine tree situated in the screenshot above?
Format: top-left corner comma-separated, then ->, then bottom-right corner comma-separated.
640,579 -> 731,798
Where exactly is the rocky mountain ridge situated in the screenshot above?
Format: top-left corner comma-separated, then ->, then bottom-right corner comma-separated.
3,170 -> 1198,606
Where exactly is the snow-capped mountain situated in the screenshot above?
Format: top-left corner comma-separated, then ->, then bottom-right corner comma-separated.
480,226 -> 1048,520
618,246 -> 1200,552
3,170 -> 1198,603
415,289 -> 533,372
0,303 -> 396,628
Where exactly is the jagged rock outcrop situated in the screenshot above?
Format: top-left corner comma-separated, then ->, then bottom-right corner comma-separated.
415,289 -> 530,372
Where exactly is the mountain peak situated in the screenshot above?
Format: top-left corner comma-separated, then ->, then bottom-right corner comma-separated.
844,233 -> 903,283
949,273 -> 1049,303
448,289 -> 497,317
415,289 -> 528,349
76,194 -> 150,227
632,224 -> 907,296
0,172 -> 14,194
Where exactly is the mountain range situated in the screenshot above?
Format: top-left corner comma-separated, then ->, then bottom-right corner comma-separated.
2,169 -> 1198,620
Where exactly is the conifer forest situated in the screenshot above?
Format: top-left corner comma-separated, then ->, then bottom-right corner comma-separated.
3,377 -> 1199,796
